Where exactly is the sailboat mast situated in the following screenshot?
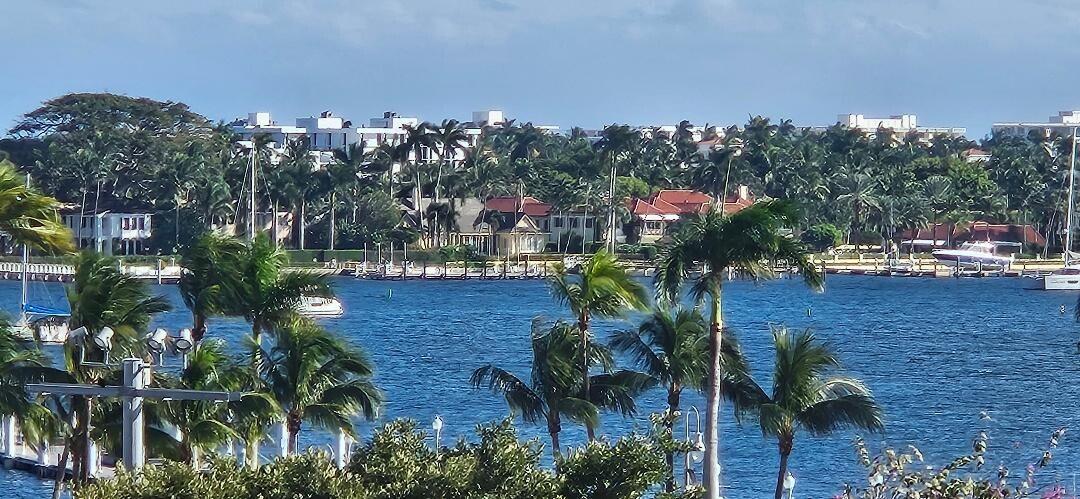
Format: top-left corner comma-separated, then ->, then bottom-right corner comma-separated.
20,174 -> 29,324
1066,127 -> 1077,264
249,144 -> 257,242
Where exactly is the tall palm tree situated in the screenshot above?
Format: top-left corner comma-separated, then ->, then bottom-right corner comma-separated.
0,160 -> 74,254
654,201 -> 822,499
549,250 -> 647,439
160,339 -> 239,467
179,232 -> 245,343
609,307 -> 719,490
225,233 -> 334,342
433,119 -> 469,199
743,327 -> 884,499
0,325 -> 46,423
595,125 -> 639,251
471,320 -> 650,456
276,137 -> 318,249
252,319 -> 382,454
396,123 -> 438,245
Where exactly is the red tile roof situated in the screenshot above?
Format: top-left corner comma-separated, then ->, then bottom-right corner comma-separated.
902,222 -> 1045,246
485,196 -> 552,218
628,189 -> 753,218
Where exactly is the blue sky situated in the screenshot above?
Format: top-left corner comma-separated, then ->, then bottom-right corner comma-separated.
6,0 -> 1080,138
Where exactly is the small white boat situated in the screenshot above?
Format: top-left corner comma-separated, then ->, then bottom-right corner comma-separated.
297,296 -> 344,317
932,241 -> 1015,270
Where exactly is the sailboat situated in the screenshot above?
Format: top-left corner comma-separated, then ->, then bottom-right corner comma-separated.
1042,127 -> 1080,290
14,176 -> 70,343
243,139 -> 345,317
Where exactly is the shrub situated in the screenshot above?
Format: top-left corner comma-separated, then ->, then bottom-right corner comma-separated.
801,223 -> 843,252
557,436 -> 667,499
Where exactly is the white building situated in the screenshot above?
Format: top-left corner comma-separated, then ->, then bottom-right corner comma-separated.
63,212 -> 153,255
813,114 -> 966,139
992,110 -> 1080,139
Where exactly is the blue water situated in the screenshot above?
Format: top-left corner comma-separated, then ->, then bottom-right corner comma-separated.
2,275 -> 1080,498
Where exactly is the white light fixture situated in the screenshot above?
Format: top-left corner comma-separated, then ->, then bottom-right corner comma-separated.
67,326 -> 88,345
174,328 -> 194,353
783,472 -> 796,492
146,328 -> 168,353
432,415 -> 444,433
689,432 -> 705,463
93,327 -> 114,351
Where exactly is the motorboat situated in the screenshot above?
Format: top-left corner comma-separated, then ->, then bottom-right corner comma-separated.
297,296 -> 344,317
1042,265 -> 1080,290
931,241 -> 1016,270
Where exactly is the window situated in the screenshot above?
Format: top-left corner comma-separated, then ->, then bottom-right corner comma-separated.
554,217 -> 563,228
585,218 -> 593,228
122,218 -> 130,230
138,217 -> 145,230
570,218 -> 579,228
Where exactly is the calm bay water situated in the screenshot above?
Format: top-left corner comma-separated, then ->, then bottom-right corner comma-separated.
2,275 -> 1080,497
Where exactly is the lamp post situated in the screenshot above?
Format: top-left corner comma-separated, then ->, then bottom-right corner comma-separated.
783,472 -> 796,499
432,415 -> 444,453
719,137 -> 744,214
684,406 -> 704,489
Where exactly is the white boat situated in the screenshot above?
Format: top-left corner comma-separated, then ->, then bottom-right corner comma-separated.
1043,266 -> 1080,290
931,241 -> 1016,270
297,296 -> 344,317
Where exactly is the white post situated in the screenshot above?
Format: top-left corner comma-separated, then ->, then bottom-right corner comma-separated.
122,358 -> 146,470
333,431 -> 349,468
87,439 -> 100,477
276,422 -> 289,457
1,416 -> 15,456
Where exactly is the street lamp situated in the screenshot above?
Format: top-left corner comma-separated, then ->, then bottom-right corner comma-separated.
783,472 -> 796,499
146,328 -> 168,353
432,415 -> 444,452
174,328 -> 194,353
684,406 -> 704,489
94,326 -> 114,363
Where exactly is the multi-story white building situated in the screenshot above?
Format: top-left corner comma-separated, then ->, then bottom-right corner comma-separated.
811,114 -> 966,139
992,110 -> 1080,139
62,212 -> 153,255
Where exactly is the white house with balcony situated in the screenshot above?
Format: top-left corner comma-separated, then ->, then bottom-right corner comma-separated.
62,212 -> 153,256
992,110 -> 1080,139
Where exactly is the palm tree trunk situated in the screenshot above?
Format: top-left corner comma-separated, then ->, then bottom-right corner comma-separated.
773,437 -> 793,499
704,284 -> 724,499
665,386 -> 681,492
51,442 -> 70,499
579,311 -> 594,441
329,192 -> 336,251
245,436 -> 259,470
272,200 -> 279,247
299,199 -> 306,250
548,413 -> 562,459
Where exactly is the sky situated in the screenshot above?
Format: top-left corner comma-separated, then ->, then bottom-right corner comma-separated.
5,0 -> 1080,138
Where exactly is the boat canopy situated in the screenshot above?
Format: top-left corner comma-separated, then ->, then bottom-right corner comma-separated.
24,303 -> 70,317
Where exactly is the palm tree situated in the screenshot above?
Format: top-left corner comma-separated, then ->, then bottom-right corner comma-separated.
396,123 -> 438,245
253,319 -> 382,454
834,172 -> 882,249
471,320 -> 650,456
160,339 -> 239,467
654,201 -> 822,499
225,233 -> 334,342
549,250 -> 647,439
60,251 -> 171,484
0,160 -> 74,254
0,325 -> 46,423
276,137 -> 318,249
179,232 -> 245,343
595,125 -> 639,251
743,327 -> 884,499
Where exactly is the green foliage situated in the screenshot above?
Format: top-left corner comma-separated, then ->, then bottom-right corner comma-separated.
74,454 -> 364,499
349,419 -> 560,498
437,244 -> 484,261
801,223 -> 843,251
557,436 -> 667,499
